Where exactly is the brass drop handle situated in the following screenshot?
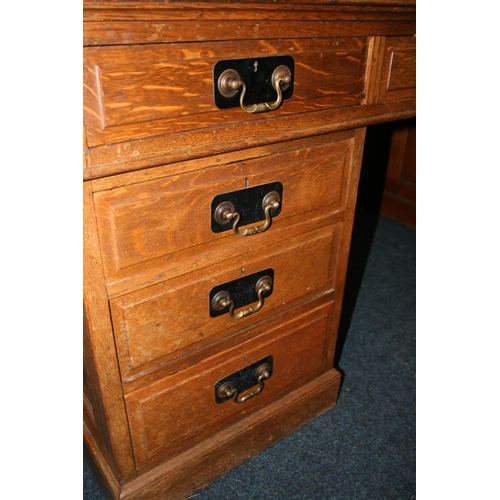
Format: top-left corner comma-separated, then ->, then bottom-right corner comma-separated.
217,363 -> 271,404
215,191 -> 280,237
218,65 -> 292,114
211,276 -> 272,320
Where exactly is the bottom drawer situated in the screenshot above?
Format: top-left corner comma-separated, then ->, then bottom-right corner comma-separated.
125,298 -> 335,469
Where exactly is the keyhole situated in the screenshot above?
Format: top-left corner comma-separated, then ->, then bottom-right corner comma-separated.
254,60 -> 258,72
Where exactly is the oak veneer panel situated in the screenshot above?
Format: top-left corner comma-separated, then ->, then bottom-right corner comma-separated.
327,127 -> 366,368
83,0 -> 416,25
84,99 -> 415,180
91,130 -> 356,191
125,300 -> 333,469
363,36 -> 385,105
85,20 -> 415,46
84,423 -> 122,500
84,183 -> 138,482
118,370 -> 341,500
380,119 -> 416,228
380,192 -> 415,228
110,224 -> 340,379
83,37 -> 368,146
378,35 -> 416,102
93,138 -> 350,285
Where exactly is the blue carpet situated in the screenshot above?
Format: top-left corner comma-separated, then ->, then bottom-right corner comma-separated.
84,211 -> 416,499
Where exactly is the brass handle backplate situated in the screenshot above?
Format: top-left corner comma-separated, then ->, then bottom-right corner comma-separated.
215,356 -> 273,404
211,182 -> 283,235
214,56 -> 294,112
219,66 -> 292,114
211,276 -> 272,319
215,191 -> 280,236
209,269 -> 274,319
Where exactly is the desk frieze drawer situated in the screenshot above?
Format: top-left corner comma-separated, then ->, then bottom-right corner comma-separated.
378,36 -> 416,103
110,224 -> 340,381
124,299 -> 333,470
93,135 -> 353,296
83,37 -> 368,147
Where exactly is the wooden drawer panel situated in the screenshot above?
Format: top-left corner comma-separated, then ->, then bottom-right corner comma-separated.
378,36 -> 416,102
84,37 -> 368,147
110,224 -> 340,380
93,135 -> 352,292
125,299 -> 333,469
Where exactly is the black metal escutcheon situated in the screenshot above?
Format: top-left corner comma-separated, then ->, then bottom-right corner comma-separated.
209,268 -> 274,318
214,356 -> 274,404
211,182 -> 283,233
214,56 -> 294,109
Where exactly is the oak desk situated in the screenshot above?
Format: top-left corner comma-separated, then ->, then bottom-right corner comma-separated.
83,2 -> 416,498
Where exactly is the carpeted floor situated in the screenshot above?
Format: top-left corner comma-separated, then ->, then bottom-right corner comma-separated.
84,208 -> 416,500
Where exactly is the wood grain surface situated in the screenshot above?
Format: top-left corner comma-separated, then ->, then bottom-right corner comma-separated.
83,2 -> 415,498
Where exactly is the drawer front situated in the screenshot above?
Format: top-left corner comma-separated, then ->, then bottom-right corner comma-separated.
83,37 -> 368,147
124,300 -> 333,469
93,134 -> 352,292
378,36 -> 416,102
110,224 -> 340,380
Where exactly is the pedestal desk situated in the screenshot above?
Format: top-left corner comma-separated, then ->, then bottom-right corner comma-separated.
83,1 -> 416,498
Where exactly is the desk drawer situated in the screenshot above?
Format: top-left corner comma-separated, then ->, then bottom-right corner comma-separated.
84,37 -> 368,147
93,132 -> 353,295
110,224 -> 340,380
124,299 -> 333,469
378,36 -> 416,102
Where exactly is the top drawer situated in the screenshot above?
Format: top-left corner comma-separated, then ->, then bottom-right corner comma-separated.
83,37 -> 368,147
